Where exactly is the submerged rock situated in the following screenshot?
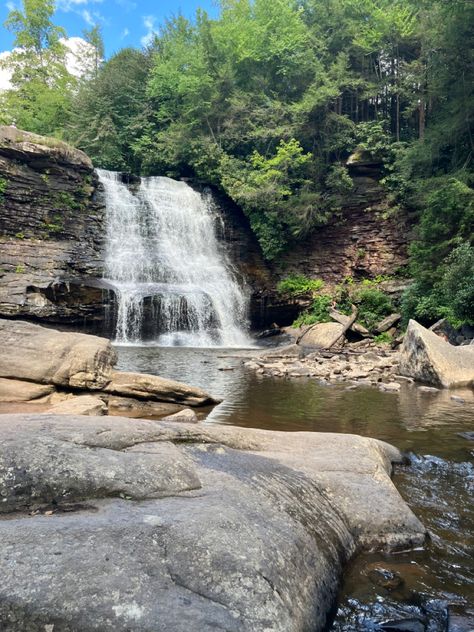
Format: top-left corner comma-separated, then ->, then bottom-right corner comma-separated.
399,320 -> 474,388
0,414 -> 425,632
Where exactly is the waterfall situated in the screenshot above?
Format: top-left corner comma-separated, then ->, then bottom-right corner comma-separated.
97,170 -> 251,347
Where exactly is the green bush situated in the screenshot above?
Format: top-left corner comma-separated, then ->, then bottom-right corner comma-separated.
293,294 -> 333,328
277,275 -> 324,296
353,287 -> 393,331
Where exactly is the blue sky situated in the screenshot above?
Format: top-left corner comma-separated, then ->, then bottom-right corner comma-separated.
0,0 -> 218,56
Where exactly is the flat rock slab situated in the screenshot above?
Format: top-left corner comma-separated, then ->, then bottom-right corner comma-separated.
47,394 -> 107,416
0,377 -> 55,402
0,319 -> 117,390
399,320 -> 474,388
104,370 -> 220,406
0,414 -> 425,632
300,322 -> 345,349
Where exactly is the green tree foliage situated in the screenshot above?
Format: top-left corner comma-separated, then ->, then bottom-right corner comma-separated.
2,0 -> 472,323
0,0 -> 74,135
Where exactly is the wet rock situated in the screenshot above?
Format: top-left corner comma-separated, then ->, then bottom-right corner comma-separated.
417,386 -> 440,394
47,394 -> 107,416
0,414 -> 425,632
108,396 -> 184,419
457,431 -> 474,441
380,619 -> 425,632
0,318 -> 117,390
399,321 -> 474,388
379,382 -> 401,392
367,567 -> 404,591
450,395 -> 465,404
0,377 -> 55,402
104,371 -> 220,407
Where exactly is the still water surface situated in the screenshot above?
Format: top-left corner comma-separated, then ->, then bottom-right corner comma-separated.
117,345 -> 474,630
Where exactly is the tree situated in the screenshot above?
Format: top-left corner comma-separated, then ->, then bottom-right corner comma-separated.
0,0 -> 74,135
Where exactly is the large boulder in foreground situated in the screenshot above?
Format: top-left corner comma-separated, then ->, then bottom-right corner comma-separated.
0,414 -> 425,632
0,319 -> 117,390
399,320 -> 474,388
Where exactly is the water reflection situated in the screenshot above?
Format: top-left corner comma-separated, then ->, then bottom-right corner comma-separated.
116,345 -> 474,631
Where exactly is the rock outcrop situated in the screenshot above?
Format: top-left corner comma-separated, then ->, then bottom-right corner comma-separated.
0,319 -> 219,412
399,320 -> 474,388
0,413 -> 425,631
0,126 -> 108,329
0,318 -> 117,390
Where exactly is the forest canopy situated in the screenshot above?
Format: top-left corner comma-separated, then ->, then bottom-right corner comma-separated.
1,0 -> 473,325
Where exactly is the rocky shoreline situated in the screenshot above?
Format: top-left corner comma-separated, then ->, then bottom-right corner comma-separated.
244,320 -> 474,392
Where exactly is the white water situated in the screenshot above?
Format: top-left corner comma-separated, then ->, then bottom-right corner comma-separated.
98,170 -> 251,347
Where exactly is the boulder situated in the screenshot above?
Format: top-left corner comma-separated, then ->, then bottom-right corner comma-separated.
375,313 -> 401,333
299,322 -> 346,349
108,396 -> 185,419
162,408 -> 199,423
47,394 -> 107,416
0,414 -> 425,632
104,370 -> 220,407
0,319 -> 117,390
0,377 -> 55,402
399,320 -> 474,388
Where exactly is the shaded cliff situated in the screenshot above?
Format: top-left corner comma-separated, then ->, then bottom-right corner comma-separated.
0,128 -> 411,333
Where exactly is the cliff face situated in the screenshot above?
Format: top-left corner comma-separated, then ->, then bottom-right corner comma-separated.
0,126 -> 107,328
274,159 -> 411,284
0,128 -> 411,333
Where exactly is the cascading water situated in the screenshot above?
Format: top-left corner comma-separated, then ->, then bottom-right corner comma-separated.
97,169 -> 251,347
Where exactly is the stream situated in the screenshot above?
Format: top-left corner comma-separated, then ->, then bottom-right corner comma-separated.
116,344 -> 474,631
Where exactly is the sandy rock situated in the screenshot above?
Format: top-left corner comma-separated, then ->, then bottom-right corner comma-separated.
0,319 -> 117,390
104,370 -> 220,406
47,394 -> 107,416
162,408 -> 199,423
0,414 -> 425,632
399,320 -> 474,388
0,377 -> 55,402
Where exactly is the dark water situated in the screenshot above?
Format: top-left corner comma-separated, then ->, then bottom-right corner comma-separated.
116,345 -> 474,631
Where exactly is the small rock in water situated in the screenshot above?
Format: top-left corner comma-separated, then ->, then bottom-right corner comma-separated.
380,619 -> 425,632
450,395 -> 465,404
367,567 -> 404,591
379,382 -> 401,392
417,386 -> 440,393
457,431 -> 474,441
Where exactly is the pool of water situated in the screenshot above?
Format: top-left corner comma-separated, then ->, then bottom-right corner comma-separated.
116,345 -> 474,631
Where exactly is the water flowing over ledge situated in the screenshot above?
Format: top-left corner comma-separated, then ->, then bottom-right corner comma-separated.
98,170 -> 252,347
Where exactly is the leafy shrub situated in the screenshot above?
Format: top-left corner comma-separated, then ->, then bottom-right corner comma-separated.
277,275 -> 324,296
353,288 -> 393,330
293,294 -> 333,328
438,242 -> 474,325
374,332 -> 393,344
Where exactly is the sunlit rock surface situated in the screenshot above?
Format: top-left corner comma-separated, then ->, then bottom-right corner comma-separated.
399,320 -> 474,388
0,414 -> 425,632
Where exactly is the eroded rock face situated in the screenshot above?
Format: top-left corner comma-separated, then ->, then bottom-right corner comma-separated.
47,394 -> 107,416
299,322 -> 346,349
0,377 -> 55,402
399,320 -> 474,388
0,414 -> 425,631
0,319 -> 117,390
0,127 -> 108,329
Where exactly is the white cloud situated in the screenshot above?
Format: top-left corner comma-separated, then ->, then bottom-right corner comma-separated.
0,37 -> 96,91
121,27 -> 130,39
5,2 -> 16,11
57,0 -> 103,9
82,9 -> 94,25
141,14 -> 157,47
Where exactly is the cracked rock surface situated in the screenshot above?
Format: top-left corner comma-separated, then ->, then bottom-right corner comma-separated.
0,414 -> 425,632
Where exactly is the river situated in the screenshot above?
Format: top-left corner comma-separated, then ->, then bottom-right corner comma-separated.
116,344 -> 474,631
